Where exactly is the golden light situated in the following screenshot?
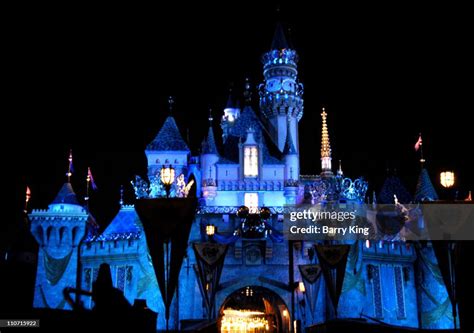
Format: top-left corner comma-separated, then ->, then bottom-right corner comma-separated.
298,281 -> 306,293
282,309 -> 288,317
160,165 -> 175,186
206,224 -> 216,236
221,309 -> 268,333
440,171 -> 455,188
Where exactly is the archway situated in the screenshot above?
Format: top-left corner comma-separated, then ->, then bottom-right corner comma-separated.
218,286 -> 290,333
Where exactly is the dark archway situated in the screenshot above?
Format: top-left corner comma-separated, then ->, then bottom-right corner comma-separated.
218,286 -> 290,333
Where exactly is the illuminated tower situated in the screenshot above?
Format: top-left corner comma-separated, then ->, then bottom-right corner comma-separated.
320,107 -> 333,177
30,183 -> 90,309
259,23 -> 304,156
221,88 -> 240,142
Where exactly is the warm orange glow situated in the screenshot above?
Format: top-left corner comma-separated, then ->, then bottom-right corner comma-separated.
221,309 -> 268,333
206,224 -> 216,236
160,166 -> 175,185
440,171 -> 455,188
298,281 -> 305,293
282,309 -> 288,317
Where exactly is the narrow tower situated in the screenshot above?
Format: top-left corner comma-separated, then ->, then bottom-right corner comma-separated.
320,107 -> 333,177
259,23 -> 304,153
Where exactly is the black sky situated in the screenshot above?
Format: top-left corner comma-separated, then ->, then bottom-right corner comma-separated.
6,3 -> 473,241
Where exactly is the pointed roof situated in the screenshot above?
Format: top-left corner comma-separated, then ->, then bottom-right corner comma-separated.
219,105 -> 282,165
147,116 -> 190,151
95,206 -> 142,241
415,168 -> 439,202
379,175 -> 413,204
271,22 -> 290,50
201,126 -> 218,155
283,121 -> 297,155
320,108 -> 331,159
51,183 -> 80,205
225,89 -> 239,109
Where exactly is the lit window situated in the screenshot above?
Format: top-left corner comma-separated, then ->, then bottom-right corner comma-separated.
244,146 -> 258,177
245,193 -> 259,213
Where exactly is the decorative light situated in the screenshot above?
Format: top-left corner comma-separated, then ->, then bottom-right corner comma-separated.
205,224 -> 215,237
440,171 -> 455,188
282,309 -> 288,317
160,165 -> 175,197
298,281 -> 305,293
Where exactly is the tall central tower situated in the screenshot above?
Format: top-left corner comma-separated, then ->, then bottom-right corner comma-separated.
259,23 -> 304,155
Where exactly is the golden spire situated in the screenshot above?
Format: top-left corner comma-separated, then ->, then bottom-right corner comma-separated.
321,107 -> 331,158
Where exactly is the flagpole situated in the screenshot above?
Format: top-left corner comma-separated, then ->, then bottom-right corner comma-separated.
418,133 -> 425,166
67,149 -> 73,183
85,167 -> 90,210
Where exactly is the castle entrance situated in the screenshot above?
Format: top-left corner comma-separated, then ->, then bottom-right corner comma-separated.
218,286 -> 290,333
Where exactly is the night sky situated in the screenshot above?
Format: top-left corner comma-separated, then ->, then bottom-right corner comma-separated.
6,3 -> 473,244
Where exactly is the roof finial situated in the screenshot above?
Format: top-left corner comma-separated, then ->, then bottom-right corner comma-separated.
243,77 -> 252,104
208,108 -> 213,124
337,160 -> 343,176
168,96 -> 175,114
119,185 -> 124,207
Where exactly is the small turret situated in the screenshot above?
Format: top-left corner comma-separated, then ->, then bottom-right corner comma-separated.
320,107 -> 333,178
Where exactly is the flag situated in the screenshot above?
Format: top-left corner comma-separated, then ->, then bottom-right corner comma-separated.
26,186 -> 31,202
414,134 -> 422,151
87,167 -> 98,190
66,149 -> 74,180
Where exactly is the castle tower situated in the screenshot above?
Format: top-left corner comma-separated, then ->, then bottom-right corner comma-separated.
259,22 -> 304,154
29,183 -> 90,309
201,110 -> 219,202
221,88 -> 240,142
320,107 -> 333,178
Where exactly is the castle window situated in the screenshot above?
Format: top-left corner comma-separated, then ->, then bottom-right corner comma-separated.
244,193 -> 259,213
244,146 -> 258,177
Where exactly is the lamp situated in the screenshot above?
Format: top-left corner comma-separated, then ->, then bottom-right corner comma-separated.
160,165 -> 175,197
298,281 -> 306,293
205,224 -> 215,237
440,171 -> 455,189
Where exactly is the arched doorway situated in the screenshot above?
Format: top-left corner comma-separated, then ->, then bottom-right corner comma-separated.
218,286 -> 290,333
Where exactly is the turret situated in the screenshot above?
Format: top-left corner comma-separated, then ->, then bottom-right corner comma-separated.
259,22 -> 303,152
29,182 -> 90,309
201,110 -> 219,203
221,88 -> 240,142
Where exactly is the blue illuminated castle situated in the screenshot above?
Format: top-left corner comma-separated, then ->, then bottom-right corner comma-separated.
29,24 -> 456,331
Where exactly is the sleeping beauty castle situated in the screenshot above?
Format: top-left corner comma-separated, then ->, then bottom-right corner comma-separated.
28,24 -> 457,331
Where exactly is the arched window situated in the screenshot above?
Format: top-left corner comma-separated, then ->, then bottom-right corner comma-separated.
244,146 -> 258,177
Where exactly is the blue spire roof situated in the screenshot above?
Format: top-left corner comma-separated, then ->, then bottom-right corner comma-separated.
379,175 -> 413,204
94,206 -> 142,241
271,22 -> 290,50
201,125 -> 218,155
225,90 -> 239,109
51,183 -> 80,205
415,168 -> 439,202
147,116 -> 189,151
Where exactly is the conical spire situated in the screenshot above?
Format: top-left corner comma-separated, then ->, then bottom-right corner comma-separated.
225,88 -> 239,109
51,183 -> 80,205
320,107 -> 332,174
271,22 -> 290,50
201,109 -> 218,155
337,160 -> 343,176
283,118 -> 297,155
415,168 -> 439,202
147,116 -> 190,151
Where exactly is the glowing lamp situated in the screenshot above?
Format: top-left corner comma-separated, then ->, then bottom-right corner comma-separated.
160,165 -> 175,197
298,281 -> 305,293
282,309 -> 288,318
205,224 -> 215,237
440,171 -> 455,188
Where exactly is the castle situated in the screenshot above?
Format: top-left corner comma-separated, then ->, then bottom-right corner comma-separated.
29,24 -> 455,331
